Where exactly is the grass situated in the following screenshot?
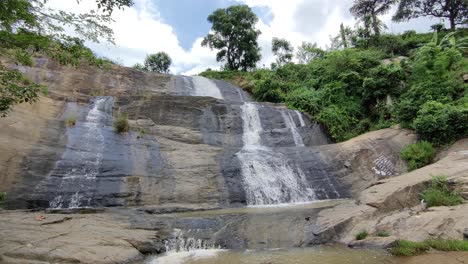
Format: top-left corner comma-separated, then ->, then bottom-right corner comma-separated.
390,240 -> 430,256
65,116 -> 77,127
390,239 -> 468,256
400,141 -> 436,171
114,113 -> 129,133
421,176 -> 464,207
376,231 -> 391,237
356,231 -> 369,240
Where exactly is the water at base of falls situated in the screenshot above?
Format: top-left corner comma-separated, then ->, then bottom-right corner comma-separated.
149,230 -> 223,264
48,96 -> 114,209
146,246 -> 398,264
237,103 -> 317,206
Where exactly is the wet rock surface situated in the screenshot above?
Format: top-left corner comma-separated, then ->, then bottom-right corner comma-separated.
1,60 -> 466,263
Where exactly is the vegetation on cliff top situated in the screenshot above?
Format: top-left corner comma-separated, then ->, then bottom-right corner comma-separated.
200,0 -> 467,144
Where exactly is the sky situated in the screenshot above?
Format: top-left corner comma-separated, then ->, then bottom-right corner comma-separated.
47,0 -> 443,75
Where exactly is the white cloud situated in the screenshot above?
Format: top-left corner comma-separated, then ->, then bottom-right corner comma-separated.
46,0 -> 438,75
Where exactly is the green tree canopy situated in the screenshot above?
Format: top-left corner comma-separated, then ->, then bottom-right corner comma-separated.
393,0 -> 468,30
0,0 -> 133,117
350,0 -> 396,38
144,52 -> 172,73
201,4 -> 261,71
296,42 -> 325,64
272,38 -> 294,67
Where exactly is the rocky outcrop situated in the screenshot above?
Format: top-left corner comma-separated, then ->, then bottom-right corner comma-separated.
1,57 -> 466,263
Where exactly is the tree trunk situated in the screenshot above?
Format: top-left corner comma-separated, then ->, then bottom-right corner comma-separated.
449,16 -> 456,31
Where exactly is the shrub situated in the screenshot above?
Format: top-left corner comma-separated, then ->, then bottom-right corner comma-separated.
390,240 -> 430,256
413,101 -> 468,145
114,113 -> 129,133
400,141 -> 436,171
376,231 -> 391,237
65,116 -> 77,127
356,230 -> 368,240
421,176 -> 464,207
0,192 -> 6,206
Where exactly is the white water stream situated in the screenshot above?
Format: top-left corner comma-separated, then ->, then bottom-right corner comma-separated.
49,97 -> 113,209
237,103 -> 316,205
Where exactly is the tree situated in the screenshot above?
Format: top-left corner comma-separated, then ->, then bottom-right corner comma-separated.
202,5 -> 261,71
393,0 -> 468,30
272,38 -> 294,67
132,63 -> 146,71
144,52 -> 172,73
296,42 -> 325,64
350,0 -> 396,37
0,0 -> 133,117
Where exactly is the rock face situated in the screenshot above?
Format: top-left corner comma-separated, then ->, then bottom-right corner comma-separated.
2,58 -> 383,210
6,58 -> 464,263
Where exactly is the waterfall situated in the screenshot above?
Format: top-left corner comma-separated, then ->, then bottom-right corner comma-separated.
49,96 -> 114,209
191,76 -> 224,100
236,103 -> 316,205
281,110 -> 305,147
295,110 -> 306,127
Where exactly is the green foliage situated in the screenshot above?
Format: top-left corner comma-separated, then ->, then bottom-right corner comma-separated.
376,231 -> 390,237
296,42 -> 325,64
425,239 -> 468,251
0,192 -> 6,206
132,63 -> 146,71
0,64 -> 47,117
393,0 -> 467,30
144,52 -> 172,73
413,101 -> 468,145
390,239 -> 468,256
272,38 -> 294,67
421,175 -> 464,207
202,5 -> 261,71
356,230 -> 369,240
114,113 -> 129,133
65,116 -> 77,127
390,240 -> 430,256
400,141 -> 436,171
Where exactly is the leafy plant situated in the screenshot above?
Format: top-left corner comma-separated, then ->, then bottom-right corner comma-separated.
400,141 -> 436,171
421,176 -> 464,207
356,230 -> 369,240
144,52 -> 172,73
114,113 -> 129,133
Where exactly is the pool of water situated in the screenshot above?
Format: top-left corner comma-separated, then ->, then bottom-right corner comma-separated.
146,245 -> 398,264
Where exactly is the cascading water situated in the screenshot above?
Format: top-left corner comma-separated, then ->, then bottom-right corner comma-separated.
150,230 -> 222,264
281,110 -> 305,147
191,76 -> 224,100
48,96 -> 114,209
236,103 -> 316,205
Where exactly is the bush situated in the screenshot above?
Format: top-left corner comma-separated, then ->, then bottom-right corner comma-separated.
421,176 -> 464,207
356,230 -> 368,240
114,113 -> 129,133
413,101 -> 468,145
376,231 -> 390,237
0,192 -> 6,206
426,239 -> 468,251
400,141 -> 436,171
